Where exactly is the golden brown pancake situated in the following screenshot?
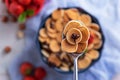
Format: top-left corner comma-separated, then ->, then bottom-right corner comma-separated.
76,42 -> 88,53
78,56 -> 91,69
88,23 -> 100,31
86,50 -> 99,60
55,19 -> 64,32
78,27 -> 90,43
66,28 -> 82,45
79,14 -> 92,26
39,28 -> 48,38
49,39 -> 60,52
63,20 -> 85,35
52,9 -> 64,20
45,18 -> 56,33
61,39 -> 78,53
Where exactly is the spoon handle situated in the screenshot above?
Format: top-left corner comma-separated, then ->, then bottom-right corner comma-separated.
73,57 -> 78,80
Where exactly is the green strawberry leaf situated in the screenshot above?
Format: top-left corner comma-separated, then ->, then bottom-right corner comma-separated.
18,10 -> 34,23
18,12 -> 27,23
26,9 -> 34,16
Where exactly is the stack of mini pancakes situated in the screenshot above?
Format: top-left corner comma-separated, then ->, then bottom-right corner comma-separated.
38,8 -> 103,71
61,20 -> 90,53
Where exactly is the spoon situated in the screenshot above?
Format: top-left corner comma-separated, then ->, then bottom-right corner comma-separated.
69,51 -> 86,80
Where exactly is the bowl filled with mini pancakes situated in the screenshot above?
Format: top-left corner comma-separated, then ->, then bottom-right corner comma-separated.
37,7 -> 105,73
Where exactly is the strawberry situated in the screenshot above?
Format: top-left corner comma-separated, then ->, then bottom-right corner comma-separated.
10,0 -> 17,2
34,67 -> 46,80
88,32 -> 95,44
18,0 -> 31,6
27,5 -> 37,12
20,62 -> 34,76
33,0 -> 44,5
9,2 -> 24,16
24,76 -> 36,80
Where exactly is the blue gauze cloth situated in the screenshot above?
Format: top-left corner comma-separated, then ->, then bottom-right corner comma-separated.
8,0 -> 120,80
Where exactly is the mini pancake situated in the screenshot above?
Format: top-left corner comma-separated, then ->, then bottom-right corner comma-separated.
39,28 -> 48,38
65,9 -> 79,20
63,12 -> 70,24
79,14 -> 92,26
76,42 -> 88,53
90,28 -> 101,39
87,43 -> 94,50
61,39 -> 78,53
55,19 -> 64,32
47,31 -> 57,38
95,31 -> 102,40
86,50 -> 99,60
88,23 -> 100,31
49,39 -> 60,52
62,13 -> 70,27
52,9 -> 64,20
93,38 -> 101,44
66,28 -> 82,45
94,40 -> 102,49
78,27 -> 90,43
45,18 -> 56,33
63,12 -> 70,22
60,66 -> 69,71
41,49 -> 50,58
46,38 -> 51,44
48,54 -> 62,67
38,36 -> 47,43
63,20 -> 85,35
56,32 -> 62,43
60,52 -> 69,61
78,56 -> 91,69
70,8 -> 80,14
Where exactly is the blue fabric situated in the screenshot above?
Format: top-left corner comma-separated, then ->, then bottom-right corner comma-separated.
9,0 -> 120,80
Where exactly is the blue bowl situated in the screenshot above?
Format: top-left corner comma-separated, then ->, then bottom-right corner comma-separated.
36,7 -> 105,73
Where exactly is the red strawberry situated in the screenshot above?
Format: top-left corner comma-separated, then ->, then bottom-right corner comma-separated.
20,62 -> 34,76
88,32 -> 95,44
9,2 -> 24,16
10,0 -> 16,2
33,0 -> 44,5
27,5 -> 37,12
34,67 -> 46,80
24,76 -> 36,80
18,0 -> 31,6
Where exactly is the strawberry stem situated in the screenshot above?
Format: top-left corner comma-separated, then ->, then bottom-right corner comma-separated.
18,10 -> 34,23
18,12 -> 27,23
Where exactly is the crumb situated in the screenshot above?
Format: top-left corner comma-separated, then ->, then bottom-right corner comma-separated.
11,16 -> 17,22
17,30 -> 24,39
4,46 -> 11,53
19,24 -> 26,30
1,16 -> 9,23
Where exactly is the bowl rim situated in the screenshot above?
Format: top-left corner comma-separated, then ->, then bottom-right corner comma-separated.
5,0 -> 45,17
36,7 -> 105,74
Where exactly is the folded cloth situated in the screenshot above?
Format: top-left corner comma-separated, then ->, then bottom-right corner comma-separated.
9,0 -> 120,80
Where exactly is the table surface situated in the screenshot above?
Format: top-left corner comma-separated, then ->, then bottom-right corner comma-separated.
0,0 -> 120,80
0,1 -> 25,79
